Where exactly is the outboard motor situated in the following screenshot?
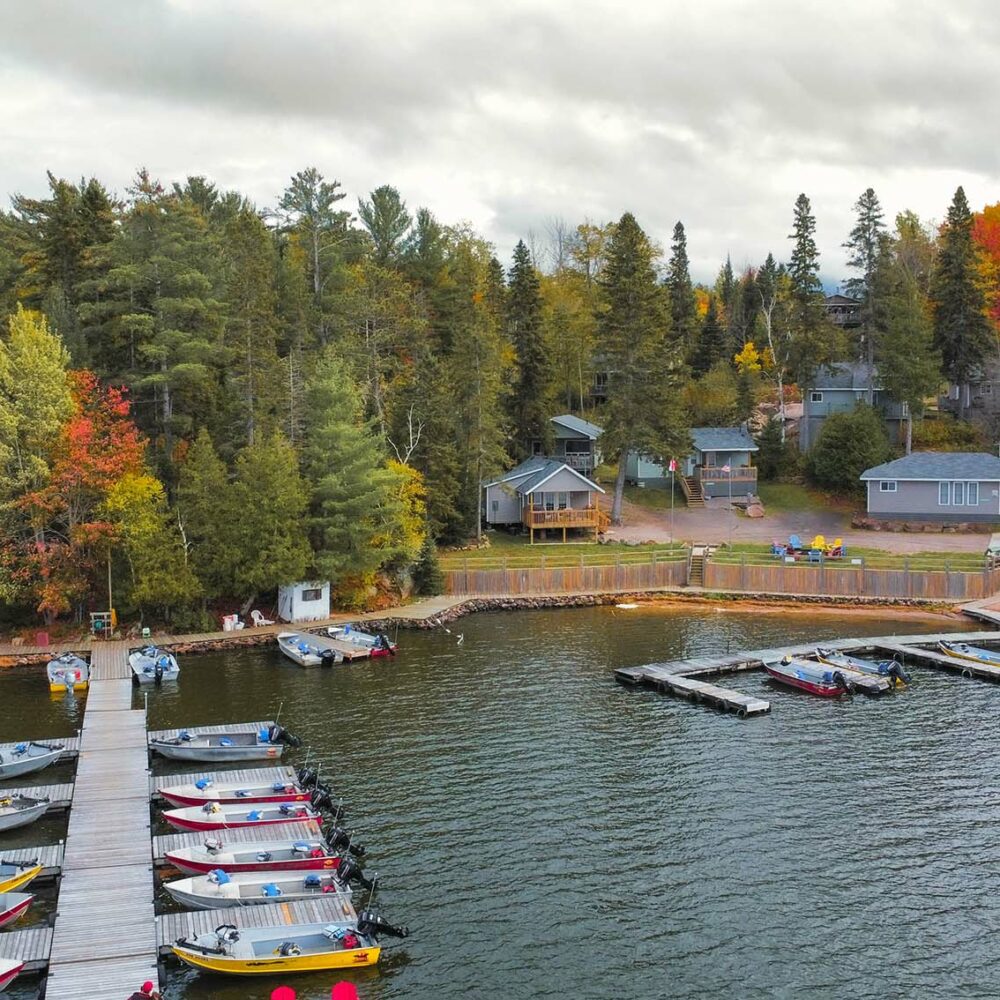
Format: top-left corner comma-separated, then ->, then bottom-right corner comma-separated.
268,724 -> 302,749
324,823 -> 365,858
297,766 -> 319,788
832,671 -> 855,695
335,853 -> 374,891
320,649 -> 339,668
377,633 -> 396,656
357,908 -> 409,939
204,837 -> 224,854
887,661 -> 912,685
310,788 -> 334,812
154,659 -> 164,684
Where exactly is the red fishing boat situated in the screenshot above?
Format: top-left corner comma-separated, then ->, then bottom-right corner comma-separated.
162,801 -> 323,833
160,777 -> 311,809
764,655 -> 855,697
0,957 -> 24,991
0,893 -> 33,929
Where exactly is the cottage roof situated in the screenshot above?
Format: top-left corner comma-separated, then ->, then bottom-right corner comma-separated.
861,452 -> 1000,482
824,294 -> 861,306
482,457 -> 604,493
809,361 -> 878,390
690,427 -> 758,454
550,413 -> 603,439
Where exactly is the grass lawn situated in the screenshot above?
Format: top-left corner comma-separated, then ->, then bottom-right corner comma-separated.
438,533 -> 686,570
756,481 -> 855,514
623,483 -> 680,511
711,540 -> 985,571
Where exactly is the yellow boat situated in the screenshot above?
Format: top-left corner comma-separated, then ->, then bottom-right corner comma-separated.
172,910 -> 407,976
46,653 -> 90,692
0,862 -> 42,894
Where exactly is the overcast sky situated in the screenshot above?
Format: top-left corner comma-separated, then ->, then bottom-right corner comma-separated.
1,0 -> 998,286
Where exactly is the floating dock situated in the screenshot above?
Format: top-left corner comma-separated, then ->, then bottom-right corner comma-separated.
0,782 -> 74,811
617,629 -> 1000,717
0,843 -> 64,878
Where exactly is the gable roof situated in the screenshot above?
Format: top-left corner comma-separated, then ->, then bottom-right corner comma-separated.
824,294 -> 861,306
690,426 -> 758,454
809,362 -> 879,390
860,451 -> 1000,481
550,413 -> 603,439
482,457 -> 604,493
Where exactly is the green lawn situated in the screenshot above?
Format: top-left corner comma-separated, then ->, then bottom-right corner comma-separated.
711,540 -> 985,571
438,535 -> 686,570
756,481 -> 855,513
623,483 -> 679,511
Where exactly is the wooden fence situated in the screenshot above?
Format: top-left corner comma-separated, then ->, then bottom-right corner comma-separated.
704,558 -> 1000,601
445,556 -> 688,596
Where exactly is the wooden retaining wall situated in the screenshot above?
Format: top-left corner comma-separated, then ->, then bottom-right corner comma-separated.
445,558 -> 688,596
703,560 -> 1000,601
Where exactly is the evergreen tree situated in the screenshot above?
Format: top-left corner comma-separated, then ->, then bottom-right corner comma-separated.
843,187 -> 886,399
507,239 -> 551,459
666,221 -> 698,355
599,212 -> 687,524
931,186 -> 993,418
809,405 -> 891,496
412,530 -> 444,596
788,193 -> 823,301
358,185 -> 412,267
692,294 -> 726,375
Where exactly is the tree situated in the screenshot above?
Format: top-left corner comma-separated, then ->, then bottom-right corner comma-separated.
412,530 -> 444,596
691,295 -> 727,375
843,187 -> 886,401
808,405 -> 891,495
788,194 -> 823,301
973,203 -> 1000,333
931,186 -> 993,418
754,416 -> 792,481
358,185 -> 411,267
507,240 -> 551,459
599,212 -> 687,524
683,362 -> 740,426
666,221 -> 698,356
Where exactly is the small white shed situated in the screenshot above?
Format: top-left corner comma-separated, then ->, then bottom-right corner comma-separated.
277,582 -> 330,623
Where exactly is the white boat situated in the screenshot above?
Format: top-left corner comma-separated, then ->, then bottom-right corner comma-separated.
46,652 -> 90,692
0,795 -> 49,833
150,725 -> 301,763
277,632 -> 344,668
326,624 -> 397,657
0,892 -> 34,929
129,645 -> 180,684
160,776 -> 311,808
162,800 -> 324,833
164,868 -> 353,910
0,957 -> 25,992
0,740 -> 65,780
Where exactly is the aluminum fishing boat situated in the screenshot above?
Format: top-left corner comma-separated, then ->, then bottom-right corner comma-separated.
764,656 -> 858,697
160,776 -> 311,809
0,861 -> 42,894
0,740 -> 64,780
172,909 -> 407,976
0,796 -> 49,833
163,801 -> 323,834
163,866 -> 361,910
129,645 -> 180,684
938,640 -> 1000,666
149,724 -> 301,763
276,631 -> 345,667
326,624 -> 397,657
0,892 -> 33,929
815,647 -> 910,686
0,958 -> 24,992
46,652 -> 89,692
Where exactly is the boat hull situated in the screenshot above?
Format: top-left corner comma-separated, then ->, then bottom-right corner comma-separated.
0,747 -> 62,780
163,809 -> 322,833
0,893 -> 33,929
151,742 -> 284,763
172,943 -> 380,975
165,879 -> 346,910
165,851 -> 339,877
938,642 -> 1000,666
0,958 -> 24,991
0,802 -> 48,832
764,665 -> 842,697
160,787 -> 308,808
0,865 -> 42,894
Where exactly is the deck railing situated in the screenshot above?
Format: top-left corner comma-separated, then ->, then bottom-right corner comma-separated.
523,506 -> 603,528
696,465 -> 757,483
563,452 -> 595,472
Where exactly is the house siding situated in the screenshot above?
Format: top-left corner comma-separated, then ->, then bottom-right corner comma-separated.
484,481 -> 524,524
525,468 -> 597,496
801,388 -> 906,451
867,480 -> 1000,522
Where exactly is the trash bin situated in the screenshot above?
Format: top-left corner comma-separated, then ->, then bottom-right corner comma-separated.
35,631 -> 49,647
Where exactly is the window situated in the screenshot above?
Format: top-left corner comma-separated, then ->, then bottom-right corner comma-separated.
939,482 -> 950,505
968,482 -> 980,505
301,588 -> 322,602
558,492 -> 568,509
879,481 -> 897,492
491,500 -> 499,515
810,391 -> 824,403
983,383 -> 993,396
953,482 -> 966,505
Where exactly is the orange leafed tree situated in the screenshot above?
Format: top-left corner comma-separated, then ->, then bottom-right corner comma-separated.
972,203 -> 1000,331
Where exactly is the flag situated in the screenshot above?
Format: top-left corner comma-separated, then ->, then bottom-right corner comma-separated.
668,458 -> 677,472
721,464 -> 731,473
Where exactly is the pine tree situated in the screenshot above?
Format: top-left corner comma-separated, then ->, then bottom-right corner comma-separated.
691,295 -> 727,375
412,530 -> 444,596
931,186 -> 993,418
788,194 -> 823,301
358,185 -> 412,266
599,212 -> 687,524
843,187 -> 886,399
666,221 -> 698,355
507,239 -> 551,459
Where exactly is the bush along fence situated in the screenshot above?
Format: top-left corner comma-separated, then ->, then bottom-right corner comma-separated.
444,550 -> 688,596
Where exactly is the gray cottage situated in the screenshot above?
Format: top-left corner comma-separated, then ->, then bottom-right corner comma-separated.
800,362 -> 907,452
860,452 -> 1000,523
532,414 -> 603,475
482,457 -> 607,542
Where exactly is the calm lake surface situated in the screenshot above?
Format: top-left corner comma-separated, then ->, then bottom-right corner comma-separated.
2,606 -> 994,999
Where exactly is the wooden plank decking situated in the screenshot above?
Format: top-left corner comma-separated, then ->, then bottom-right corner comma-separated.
0,843 -> 64,878
44,642 -> 159,999
0,782 -> 74,810
0,926 -> 54,971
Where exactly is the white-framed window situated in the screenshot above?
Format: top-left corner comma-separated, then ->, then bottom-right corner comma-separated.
983,383 -> 993,396
810,391 -> 823,403
879,481 -> 897,492
939,482 -> 950,505
968,482 -> 980,505
301,588 -> 322,602
953,482 -> 966,505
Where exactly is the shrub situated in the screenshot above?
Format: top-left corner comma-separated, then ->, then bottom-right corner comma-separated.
808,404 -> 891,496
754,416 -> 796,481
412,534 -> 445,596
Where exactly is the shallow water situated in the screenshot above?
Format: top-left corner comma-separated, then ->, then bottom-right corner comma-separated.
2,606 -> 993,999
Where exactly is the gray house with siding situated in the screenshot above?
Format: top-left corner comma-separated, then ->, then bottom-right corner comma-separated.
860,452 -> 1000,523
800,362 -> 907,452
532,414 -> 603,475
482,457 -> 607,542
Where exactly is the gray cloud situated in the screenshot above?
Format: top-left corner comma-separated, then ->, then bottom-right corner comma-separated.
0,0 -> 998,284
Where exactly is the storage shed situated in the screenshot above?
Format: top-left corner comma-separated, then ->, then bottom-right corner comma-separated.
278,582 -> 330,623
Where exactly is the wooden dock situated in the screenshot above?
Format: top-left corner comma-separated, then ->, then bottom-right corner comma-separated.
44,641 -> 159,999
153,820 -> 323,865
0,782 -> 74,811
0,926 -> 54,972
0,843 -> 64,878
617,629 -> 1000,716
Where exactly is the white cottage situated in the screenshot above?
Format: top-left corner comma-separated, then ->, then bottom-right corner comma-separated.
278,582 -> 331,623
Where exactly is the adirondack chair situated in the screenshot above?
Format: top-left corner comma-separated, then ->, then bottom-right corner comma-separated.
788,534 -> 804,552
250,610 -> 275,627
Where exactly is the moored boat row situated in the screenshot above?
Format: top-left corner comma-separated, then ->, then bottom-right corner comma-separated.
764,647 -> 912,698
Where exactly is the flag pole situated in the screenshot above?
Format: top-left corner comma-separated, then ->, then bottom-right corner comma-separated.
668,458 -> 676,543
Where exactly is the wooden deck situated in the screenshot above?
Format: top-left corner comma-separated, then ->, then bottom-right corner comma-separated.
0,782 -> 74,810
0,734 -> 80,768
152,820 -> 323,865
0,926 -> 54,972
44,641 -> 159,999
616,629 -> 1000,716
156,895 -> 358,955
0,843 -> 64,878
151,764 -> 298,797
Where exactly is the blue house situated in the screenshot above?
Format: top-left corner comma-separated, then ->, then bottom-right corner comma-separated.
532,414 -> 603,475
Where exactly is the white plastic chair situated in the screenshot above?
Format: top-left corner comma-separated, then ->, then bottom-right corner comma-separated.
250,610 -> 275,627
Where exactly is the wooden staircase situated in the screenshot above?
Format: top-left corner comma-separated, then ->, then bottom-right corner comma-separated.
681,475 -> 705,508
688,546 -> 706,587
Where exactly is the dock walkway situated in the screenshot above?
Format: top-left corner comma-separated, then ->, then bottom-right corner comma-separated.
44,641 -> 159,999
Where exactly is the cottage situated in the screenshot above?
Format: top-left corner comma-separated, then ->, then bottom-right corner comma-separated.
532,414 -> 603,475
823,293 -> 862,329
860,452 -> 1000,523
482,457 -> 607,542
939,359 -> 1000,425
625,426 -> 758,501
800,362 -> 906,452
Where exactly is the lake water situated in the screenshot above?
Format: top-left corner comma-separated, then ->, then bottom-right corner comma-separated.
2,605 -> 994,999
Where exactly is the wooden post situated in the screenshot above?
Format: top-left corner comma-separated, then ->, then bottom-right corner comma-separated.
740,552 -> 746,591
464,555 -> 469,595
945,560 -> 951,599
905,556 -> 911,599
